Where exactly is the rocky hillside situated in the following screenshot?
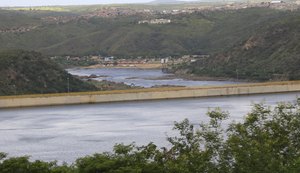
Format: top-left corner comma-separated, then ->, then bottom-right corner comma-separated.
0,50 -> 97,96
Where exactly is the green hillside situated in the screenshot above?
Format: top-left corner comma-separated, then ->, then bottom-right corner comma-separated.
0,10 -> 215,57
0,50 -> 97,96
173,9 -> 300,81
0,7 -> 295,58
0,10 -> 40,29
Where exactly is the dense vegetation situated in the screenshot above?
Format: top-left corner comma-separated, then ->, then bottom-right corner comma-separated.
0,9 -> 211,57
0,50 -> 97,96
1,102 -> 300,172
87,79 -> 142,91
171,9 -> 300,81
0,8 -> 293,57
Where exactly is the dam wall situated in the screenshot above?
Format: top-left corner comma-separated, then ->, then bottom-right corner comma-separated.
1,81 -> 300,108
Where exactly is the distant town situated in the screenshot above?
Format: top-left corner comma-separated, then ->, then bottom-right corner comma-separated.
39,0 -> 300,24
0,0 -> 299,34
51,54 -> 210,68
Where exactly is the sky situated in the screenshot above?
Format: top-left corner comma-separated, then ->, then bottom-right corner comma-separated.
0,0 -> 156,7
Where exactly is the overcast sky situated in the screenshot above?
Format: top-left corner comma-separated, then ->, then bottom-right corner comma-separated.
0,0 -> 157,7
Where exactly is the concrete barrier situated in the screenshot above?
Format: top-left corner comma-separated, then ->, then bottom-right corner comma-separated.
1,81 -> 300,109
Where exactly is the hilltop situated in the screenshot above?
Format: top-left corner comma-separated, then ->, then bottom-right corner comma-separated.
0,50 -> 97,96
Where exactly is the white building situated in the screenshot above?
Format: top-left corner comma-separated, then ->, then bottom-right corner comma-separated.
270,0 -> 283,4
138,19 -> 171,25
104,56 -> 114,62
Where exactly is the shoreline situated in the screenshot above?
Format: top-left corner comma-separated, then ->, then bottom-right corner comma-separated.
173,73 -> 256,83
84,63 -> 163,69
71,65 -> 255,83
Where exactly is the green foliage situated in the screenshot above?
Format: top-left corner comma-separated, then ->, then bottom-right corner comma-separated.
87,80 -> 142,91
174,9 -> 300,81
2,102 -> 300,172
0,10 -> 41,29
0,8 -> 284,58
0,50 -> 97,96
0,153 -> 7,161
75,143 -> 164,173
227,103 -> 300,172
0,156 -> 73,173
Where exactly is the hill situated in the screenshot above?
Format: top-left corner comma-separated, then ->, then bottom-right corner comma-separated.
1,7 -> 298,57
173,9 -> 300,81
0,7 -> 285,57
0,50 -> 97,96
0,9 -> 213,57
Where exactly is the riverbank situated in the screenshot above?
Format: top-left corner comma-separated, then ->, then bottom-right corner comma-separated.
174,73 -> 257,83
67,68 -> 240,88
85,63 -> 162,69
80,64 -> 253,83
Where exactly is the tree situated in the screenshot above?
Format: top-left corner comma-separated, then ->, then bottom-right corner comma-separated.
226,102 -> 300,173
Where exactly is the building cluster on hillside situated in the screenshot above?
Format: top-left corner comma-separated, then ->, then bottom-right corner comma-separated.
0,26 -> 38,33
41,16 -> 77,24
41,7 -> 154,24
2,1 -> 299,35
210,1 -> 299,11
267,0 -> 300,10
138,19 -> 171,24
81,7 -> 140,19
178,55 -> 210,63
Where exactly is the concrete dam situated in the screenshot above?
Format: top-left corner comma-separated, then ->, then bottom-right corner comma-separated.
1,81 -> 300,109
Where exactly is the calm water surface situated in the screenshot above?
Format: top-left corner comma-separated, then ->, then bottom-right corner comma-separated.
0,92 -> 299,163
67,68 -> 240,87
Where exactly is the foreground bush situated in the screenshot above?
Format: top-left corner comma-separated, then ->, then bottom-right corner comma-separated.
1,101 -> 300,173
